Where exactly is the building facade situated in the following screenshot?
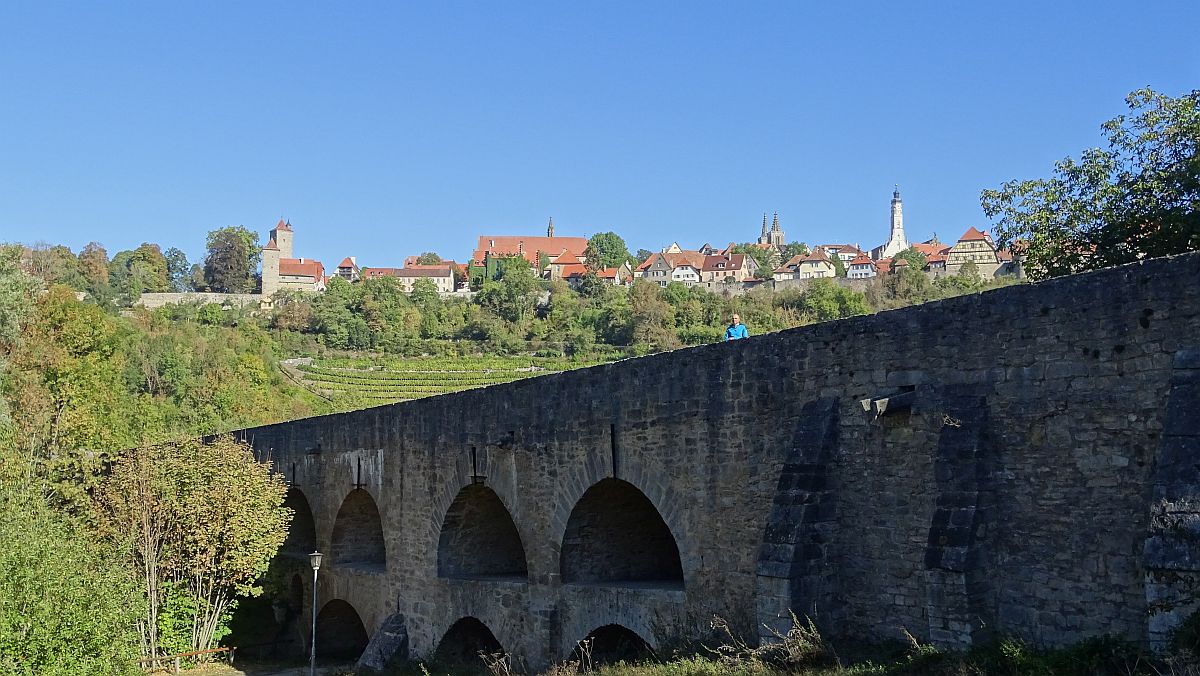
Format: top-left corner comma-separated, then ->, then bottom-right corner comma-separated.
262,220 -> 325,295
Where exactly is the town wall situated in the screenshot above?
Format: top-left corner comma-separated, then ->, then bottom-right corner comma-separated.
136,292 -> 262,309
234,252 -> 1200,671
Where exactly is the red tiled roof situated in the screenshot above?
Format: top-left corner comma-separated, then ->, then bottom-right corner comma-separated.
362,267 -> 451,278
874,258 -> 892,273
802,249 -> 832,264
472,235 -> 588,266
560,264 -> 588,278
997,249 -> 1013,262
552,250 -> 582,265
926,253 -> 947,264
263,237 -> 279,251
597,267 -> 618,279
958,227 -> 990,242
893,258 -> 910,267
275,219 -> 292,232
702,253 -> 747,272
910,242 -> 952,257
279,258 -> 324,279
338,257 -> 356,269
849,254 -> 874,266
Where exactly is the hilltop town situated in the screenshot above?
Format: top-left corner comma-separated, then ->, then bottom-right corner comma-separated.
180,187 -> 1021,309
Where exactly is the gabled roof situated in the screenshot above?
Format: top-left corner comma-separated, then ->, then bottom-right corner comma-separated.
818,244 -> 865,255
560,263 -> 589,278
910,242 -> 952,257
702,253 -> 749,272
958,226 -> 991,242
338,257 -> 357,269
279,258 -> 323,279
472,235 -> 588,266
552,250 -> 582,265
362,267 -> 452,278
263,237 -> 279,251
849,254 -> 874,266
597,267 -> 618,279
802,249 -> 833,264
275,219 -> 293,232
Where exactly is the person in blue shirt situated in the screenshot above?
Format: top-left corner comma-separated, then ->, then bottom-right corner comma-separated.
725,313 -> 749,341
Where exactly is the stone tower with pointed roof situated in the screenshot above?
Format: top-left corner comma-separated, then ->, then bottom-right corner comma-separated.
757,212 -> 785,247
262,219 -> 293,296
547,217 -> 555,238
872,186 -> 909,259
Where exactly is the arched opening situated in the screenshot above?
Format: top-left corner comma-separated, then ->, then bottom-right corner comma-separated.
281,488 -> 317,558
572,624 -> 653,667
314,599 -> 369,662
432,617 -> 504,671
438,484 -> 528,580
330,489 -> 386,571
560,478 -> 683,588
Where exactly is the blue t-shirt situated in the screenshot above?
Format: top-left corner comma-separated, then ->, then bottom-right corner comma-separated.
725,323 -> 749,340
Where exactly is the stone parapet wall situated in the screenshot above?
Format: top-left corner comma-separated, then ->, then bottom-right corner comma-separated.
136,292 -> 262,309
233,252 -> 1200,670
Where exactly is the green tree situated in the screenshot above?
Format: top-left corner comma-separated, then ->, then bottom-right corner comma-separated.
982,88 -> 1200,279
780,242 -> 810,260
476,264 -> 539,324
796,278 -> 869,322
628,280 -> 679,351
27,244 -> 84,290
93,436 -> 290,659
893,247 -> 927,272
830,253 -> 847,277
635,248 -> 654,264
163,247 -> 192,292
0,486 -> 142,676
204,227 -> 260,293
584,232 -> 632,271
78,242 -> 111,297
410,277 -> 439,305
415,252 -> 443,265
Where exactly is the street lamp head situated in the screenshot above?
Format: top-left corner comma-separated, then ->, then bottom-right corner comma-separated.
309,551 -> 323,571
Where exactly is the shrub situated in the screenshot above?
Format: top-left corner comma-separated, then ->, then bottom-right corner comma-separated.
0,486 -> 141,675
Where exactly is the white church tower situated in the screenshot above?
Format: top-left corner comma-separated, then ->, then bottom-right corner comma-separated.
872,185 -> 909,260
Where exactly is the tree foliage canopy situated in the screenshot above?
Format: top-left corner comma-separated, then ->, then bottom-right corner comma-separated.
204,226 -> 260,293
93,436 -> 290,658
982,88 -> 1200,279
584,231 -> 632,271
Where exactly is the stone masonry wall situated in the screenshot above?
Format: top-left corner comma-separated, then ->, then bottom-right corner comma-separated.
235,253 -> 1200,671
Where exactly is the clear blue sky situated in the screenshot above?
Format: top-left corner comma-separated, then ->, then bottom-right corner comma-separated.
2,1 -> 1197,268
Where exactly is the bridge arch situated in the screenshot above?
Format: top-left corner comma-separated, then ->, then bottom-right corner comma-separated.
314,599 -> 369,662
438,484 -> 528,580
572,624 -> 653,666
433,616 -> 505,670
330,488 -> 387,571
560,478 -> 683,588
281,487 -> 317,558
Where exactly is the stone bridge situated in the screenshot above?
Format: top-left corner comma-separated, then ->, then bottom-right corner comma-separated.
234,253 -> 1200,672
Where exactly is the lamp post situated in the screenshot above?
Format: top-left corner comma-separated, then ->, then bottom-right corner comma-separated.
309,551 -> 322,676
